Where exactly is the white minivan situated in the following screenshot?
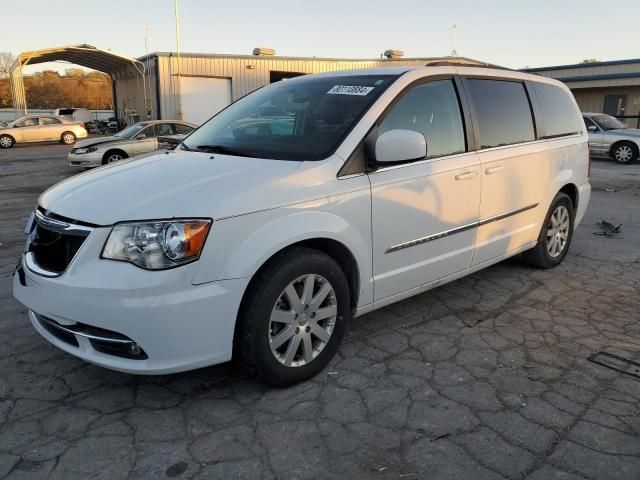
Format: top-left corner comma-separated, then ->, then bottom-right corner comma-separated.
14,66 -> 590,386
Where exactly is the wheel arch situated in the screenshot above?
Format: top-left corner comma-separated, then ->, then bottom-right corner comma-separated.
609,139 -> 639,158
559,183 -> 578,210
0,133 -> 16,144
102,148 -> 128,163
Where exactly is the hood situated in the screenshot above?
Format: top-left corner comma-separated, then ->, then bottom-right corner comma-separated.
39,150 -> 307,225
608,128 -> 640,138
73,136 -> 129,148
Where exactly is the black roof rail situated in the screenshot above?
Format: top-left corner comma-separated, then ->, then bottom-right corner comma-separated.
425,61 -> 513,71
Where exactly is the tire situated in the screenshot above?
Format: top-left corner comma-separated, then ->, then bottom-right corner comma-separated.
522,192 -> 574,269
0,134 -> 15,148
611,141 -> 638,164
235,246 -> 351,386
102,150 -> 128,165
61,131 -> 76,145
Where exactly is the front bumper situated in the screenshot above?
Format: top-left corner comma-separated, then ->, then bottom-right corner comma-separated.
68,150 -> 102,167
13,232 -> 249,374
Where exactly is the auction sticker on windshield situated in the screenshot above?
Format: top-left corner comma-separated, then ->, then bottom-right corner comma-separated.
327,85 -> 374,96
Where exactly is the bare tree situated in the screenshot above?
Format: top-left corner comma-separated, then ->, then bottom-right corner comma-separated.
0,52 -> 16,78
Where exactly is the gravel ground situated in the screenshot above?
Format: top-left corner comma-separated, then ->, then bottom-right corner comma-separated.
1,142 -> 639,480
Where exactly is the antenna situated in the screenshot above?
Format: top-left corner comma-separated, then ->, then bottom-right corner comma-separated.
450,24 -> 458,57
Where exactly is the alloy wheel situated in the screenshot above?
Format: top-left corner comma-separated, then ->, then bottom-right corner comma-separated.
0,137 -> 12,148
546,205 -> 570,258
614,145 -> 633,163
107,154 -> 123,163
63,133 -> 75,145
269,274 -> 337,367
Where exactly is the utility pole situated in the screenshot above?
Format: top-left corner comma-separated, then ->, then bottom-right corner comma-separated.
450,24 -> 458,57
144,24 -> 151,119
174,0 -> 183,120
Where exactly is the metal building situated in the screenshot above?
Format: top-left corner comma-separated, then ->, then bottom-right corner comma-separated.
523,59 -> 640,127
114,50 -> 492,125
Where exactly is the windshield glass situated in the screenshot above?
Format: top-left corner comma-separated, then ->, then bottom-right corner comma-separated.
115,123 -> 146,139
183,74 -> 398,161
592,114 -> 627,130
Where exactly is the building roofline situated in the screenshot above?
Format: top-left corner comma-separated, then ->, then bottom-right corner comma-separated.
554,72 -> 640,83
137,51 -> 495,65
523,58 -> 640,72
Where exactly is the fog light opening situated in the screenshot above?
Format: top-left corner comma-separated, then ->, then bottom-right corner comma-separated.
130,342 -> 142,356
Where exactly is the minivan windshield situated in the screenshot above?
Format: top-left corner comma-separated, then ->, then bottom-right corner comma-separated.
591,114 -> 627,130
115,123 -> 146,139
182,75 -> 398,161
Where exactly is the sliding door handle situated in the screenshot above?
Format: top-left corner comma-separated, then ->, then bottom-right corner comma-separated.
485,165 -> 504,175
455,170 -> 478,181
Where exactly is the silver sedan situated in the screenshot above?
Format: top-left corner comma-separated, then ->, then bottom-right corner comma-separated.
0,115 -> 88,148
583,113 -> 640,164
67,120 -> 197,167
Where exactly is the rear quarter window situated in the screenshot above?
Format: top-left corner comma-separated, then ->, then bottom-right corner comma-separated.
466,79 -> 535,149
532,82 -> 582,138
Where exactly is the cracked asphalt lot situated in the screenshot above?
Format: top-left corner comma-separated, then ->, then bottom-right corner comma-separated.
1,143 -> 640,479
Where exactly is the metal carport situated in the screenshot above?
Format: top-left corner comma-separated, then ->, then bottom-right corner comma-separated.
9,44 -> 146,122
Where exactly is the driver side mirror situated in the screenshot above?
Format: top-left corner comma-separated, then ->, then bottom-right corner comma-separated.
375,129 -> 427,163
587,125 -> 598,132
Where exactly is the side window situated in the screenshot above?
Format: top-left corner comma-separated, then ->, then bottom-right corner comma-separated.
155,123 -> 174,136
379,80 -> 466,159
41,117 -> 62,125
174,123 -> 194,135
466,79 -> 535,149
532,82 -> 581,138
136,126 -> 154,138
18,117 -> 39,127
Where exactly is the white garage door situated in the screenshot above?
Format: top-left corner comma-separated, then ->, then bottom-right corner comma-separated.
180,77 -> 232,125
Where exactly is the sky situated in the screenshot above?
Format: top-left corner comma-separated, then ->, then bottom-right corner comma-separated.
1,0 -> 639,73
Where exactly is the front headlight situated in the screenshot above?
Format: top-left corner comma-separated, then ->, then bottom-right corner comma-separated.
102,219 -> 211,270
74,147 -> 98,154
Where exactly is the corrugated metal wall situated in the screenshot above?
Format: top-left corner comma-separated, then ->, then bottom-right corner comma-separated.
572,87 -> 640,117
114,54 -> 483,122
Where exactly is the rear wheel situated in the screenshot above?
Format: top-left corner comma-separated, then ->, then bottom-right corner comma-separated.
235,247 -> 351,386
612,142 -> 638,164
522,192 -> 574,269
0,134 -> 14,148
102,150 -> 128,165
61,131 -> 76,145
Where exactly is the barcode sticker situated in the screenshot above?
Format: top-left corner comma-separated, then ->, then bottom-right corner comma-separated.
327,85 -> 374,96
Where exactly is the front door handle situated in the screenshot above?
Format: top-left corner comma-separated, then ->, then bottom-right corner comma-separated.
455,170 -> 478,181
485,165 -> 504,175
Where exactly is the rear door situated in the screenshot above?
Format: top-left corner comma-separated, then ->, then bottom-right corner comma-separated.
462,77 -> 549,266
368,77 -> 481,302
39,116 -> 64,141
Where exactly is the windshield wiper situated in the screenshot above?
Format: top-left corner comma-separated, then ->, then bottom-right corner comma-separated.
195,145 -> 252,157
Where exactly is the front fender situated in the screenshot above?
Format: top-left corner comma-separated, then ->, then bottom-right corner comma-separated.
192,190 -> 374,308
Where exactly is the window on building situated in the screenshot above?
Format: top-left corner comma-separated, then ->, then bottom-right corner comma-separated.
378,80 -> 466,159
532,83 -> 581,138
41,117 -> 62,125
467,79 -> 535,149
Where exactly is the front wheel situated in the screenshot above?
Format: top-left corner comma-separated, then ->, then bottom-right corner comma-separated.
235,247 -> 351,386
612,142 -> 638,164
0,135 -> 14,148
61,131 -> 76,145
102,150 -> 128,165
522,192 -> 574,269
